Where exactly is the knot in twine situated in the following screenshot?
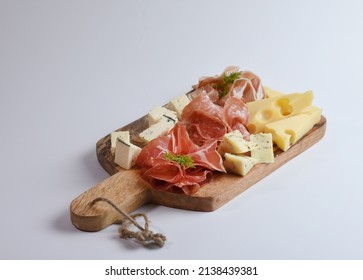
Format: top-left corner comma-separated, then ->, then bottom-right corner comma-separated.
92,197 -> 166,248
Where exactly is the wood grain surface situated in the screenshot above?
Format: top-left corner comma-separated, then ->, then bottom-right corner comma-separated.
70,112 -> 327,232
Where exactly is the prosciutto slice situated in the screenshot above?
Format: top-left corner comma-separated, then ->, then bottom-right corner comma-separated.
136,122 -> 225,195
223,96 -> 250,140
221,71 -> 265,103
181,92 -> 226,145
192,66 -> 266,104
181,92 -> 250,144
193,66 -> 240,89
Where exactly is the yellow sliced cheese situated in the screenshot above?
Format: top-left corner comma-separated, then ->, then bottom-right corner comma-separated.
223,153 -> 257,176
246,91 -> 314,134
110,131 -> 130,154
264,105 -> 322,151
218,130 -> 258,156
263,86 -> 285,98
250,133 -> 274,163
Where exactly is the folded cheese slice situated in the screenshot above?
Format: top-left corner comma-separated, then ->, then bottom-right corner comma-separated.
264,106 -> 322,151
247,91 -> 313,134
263,86 -> 285,98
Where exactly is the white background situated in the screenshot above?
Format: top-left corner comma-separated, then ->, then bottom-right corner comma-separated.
1,0 -> 363,260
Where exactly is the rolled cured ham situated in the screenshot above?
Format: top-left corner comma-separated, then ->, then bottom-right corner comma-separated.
192,66 -> 266,104
136,122 -> 225,195
181,92 -> 226,146
181,92 -> 250,145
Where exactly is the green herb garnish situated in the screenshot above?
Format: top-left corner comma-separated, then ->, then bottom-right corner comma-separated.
164,152 -> 195,168
218,71 -> 242,98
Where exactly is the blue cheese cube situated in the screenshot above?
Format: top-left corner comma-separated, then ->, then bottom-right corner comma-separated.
110,131 -> 130,154
218,130 -> 258,156
167,94 -> 191,118
250,133 -> 274,163
139,114 -> 178,143
114,138 -> 142,170
148,106 -> 178,126
224,153 -> 257,176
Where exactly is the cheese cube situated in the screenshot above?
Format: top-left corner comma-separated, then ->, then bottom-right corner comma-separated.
224,153 -> 257,176
250,133 -> 274,163
110,131 -> 130,154
167,94 -> 191,118
246,91 -> 313,133
148,106 -> 177,126
139,115 -> 177,143
264,106 -> 322,151
218,130 -> 258,156
114,138 -> 142,169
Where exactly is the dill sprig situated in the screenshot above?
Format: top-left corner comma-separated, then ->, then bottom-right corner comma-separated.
218,71 -> 242,98
164,152 -> 195,168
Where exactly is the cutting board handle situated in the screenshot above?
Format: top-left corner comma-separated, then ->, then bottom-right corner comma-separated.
70,169 -> 151,232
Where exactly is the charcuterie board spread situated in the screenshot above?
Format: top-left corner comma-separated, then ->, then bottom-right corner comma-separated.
70,66 -> 327,232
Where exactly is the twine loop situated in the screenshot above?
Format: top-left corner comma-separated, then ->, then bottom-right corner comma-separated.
92,197 -> 166,248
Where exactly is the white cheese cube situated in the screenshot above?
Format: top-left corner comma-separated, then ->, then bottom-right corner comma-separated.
218,130 -> 258,156
250,133 -> 274,163
139,115 -> 178,143
224,153 -> 257,176
148,106 -> 178,126
167,94 -> 191,118
110,131 -> 130,154
114,138 -> 142,170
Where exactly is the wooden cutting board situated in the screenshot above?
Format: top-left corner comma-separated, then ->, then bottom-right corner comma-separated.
70,100 -> 327,232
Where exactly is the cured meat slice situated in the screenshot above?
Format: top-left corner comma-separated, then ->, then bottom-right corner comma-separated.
181,92 -> 227,145
135,135 -> 169,168
181,92 -> 250,144
142,164 -> 213,195
190,140 -> 226,171
193,66 -> 240,89
136,122 -> 225,195
226,71 -> 265,103
189,84 -> 220,103
192,66 -> 266,104
184,110 -> 227,146
182,91 -> 224,120
223,97 -> 250,140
